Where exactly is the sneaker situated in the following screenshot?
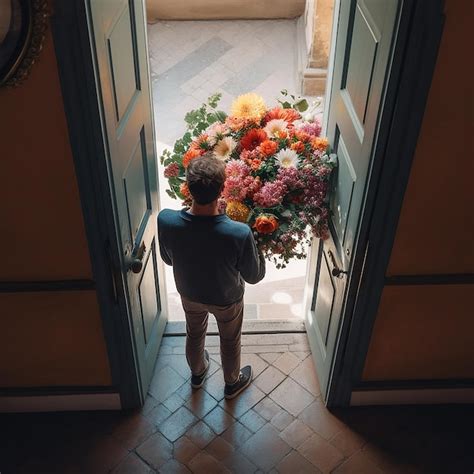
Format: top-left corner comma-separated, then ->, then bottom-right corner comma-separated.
191,350 -> 210,389
224,365 -> 253,399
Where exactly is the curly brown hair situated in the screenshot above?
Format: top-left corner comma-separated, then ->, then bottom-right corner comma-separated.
186,153 -> 226,205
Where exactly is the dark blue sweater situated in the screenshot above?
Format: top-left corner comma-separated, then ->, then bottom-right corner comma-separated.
157,209 -> 266,305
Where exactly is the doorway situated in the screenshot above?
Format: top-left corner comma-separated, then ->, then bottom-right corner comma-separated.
50,0 -> 441,409
146,11 -> 330,326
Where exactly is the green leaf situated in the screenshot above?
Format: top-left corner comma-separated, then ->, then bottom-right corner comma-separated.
214,110 -> 227,123
207,92 -> 222,108
294,98 -> 309,112
182,132 -> 192,143
166,189 -> 177,199
280,101 -> 292,109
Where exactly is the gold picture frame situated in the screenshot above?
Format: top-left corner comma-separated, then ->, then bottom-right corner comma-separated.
0,0 -> 49,87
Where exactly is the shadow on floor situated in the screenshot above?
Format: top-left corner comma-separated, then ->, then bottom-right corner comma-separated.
1,335 -> 473,474
1,404 -> 473,473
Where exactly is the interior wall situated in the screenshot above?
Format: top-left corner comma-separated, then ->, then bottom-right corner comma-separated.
0,291 -> 111,386
0,22 -> 111,387
362,0 -> 474,382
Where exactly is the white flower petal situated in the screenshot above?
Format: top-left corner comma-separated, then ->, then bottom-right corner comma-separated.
214,137 -> 237,161
264,119 -> 288,138
275,148 -> 300,168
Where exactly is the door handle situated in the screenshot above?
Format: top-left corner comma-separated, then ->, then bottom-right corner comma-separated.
328,250 -> 347,279
127,242 -> 146,274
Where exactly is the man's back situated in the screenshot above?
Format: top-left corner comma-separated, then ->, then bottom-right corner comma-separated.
158,208 -> 265,305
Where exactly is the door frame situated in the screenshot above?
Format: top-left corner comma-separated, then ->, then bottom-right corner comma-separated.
50,0 -> 155,409
50,0 -> 445,409
311,0 -> 445,406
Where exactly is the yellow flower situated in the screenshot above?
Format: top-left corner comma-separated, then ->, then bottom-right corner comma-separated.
226,201 -> 251,223
230,93 -> 266,121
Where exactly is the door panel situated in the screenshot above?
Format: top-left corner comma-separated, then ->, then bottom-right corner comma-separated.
305,0 -> 399,400
314,250 -> 335,347
89,0 -> 167,400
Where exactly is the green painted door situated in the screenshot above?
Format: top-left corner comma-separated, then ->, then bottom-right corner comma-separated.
89,0 -> 167,400
305,0 -> 399,399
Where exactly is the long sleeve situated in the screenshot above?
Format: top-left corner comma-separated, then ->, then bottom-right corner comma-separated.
157,217 -> 172,266
237,231 -> 266,284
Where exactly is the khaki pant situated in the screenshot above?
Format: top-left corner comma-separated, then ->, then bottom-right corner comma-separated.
180,296 -> 244,385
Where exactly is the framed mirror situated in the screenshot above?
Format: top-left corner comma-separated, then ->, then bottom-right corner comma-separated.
0,0 -> 48,87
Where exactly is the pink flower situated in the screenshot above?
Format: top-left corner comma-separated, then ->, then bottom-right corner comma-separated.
297,118 -> 322,137
225,159 -> 250,178
253,181 -> 287,207
317,165 -> 332,178
206,122 -> 229,144
222,174 -> 259,202
164,162 -> 180,178
222,176 -> 248,201
277,167 -> 304,190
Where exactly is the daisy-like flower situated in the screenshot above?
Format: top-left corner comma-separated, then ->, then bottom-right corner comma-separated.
264,107 -> 301,124
191,134 -> 210,151
214,136 -> 237,161
264,119 -> 288,138
230,93 -> 266,121
240,128 -> 267,151
206,122 -> 228,145
275,148 -> 300,168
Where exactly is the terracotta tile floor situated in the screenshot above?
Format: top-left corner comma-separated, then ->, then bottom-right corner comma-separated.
1,334 -> 474,473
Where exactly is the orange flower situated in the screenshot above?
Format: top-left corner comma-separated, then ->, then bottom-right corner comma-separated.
311,137 -> 329,152
264,107 -> 301,124
226,201 -> 251,222
250,158 -> 262,170
259,140 -> 278,157
191,134 -> 210,151
225,116 -> 255,131
277,130 -> 288,140
291,141 -> 305,153
254,215 -> 279,234
294,130 -> 312,143
241,128 -> 267,151
182,148 -> 202,168
180,182 -> 191,198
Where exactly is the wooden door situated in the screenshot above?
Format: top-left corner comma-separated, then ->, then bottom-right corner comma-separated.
305,0 -> 400,399
88,0 -> 166,400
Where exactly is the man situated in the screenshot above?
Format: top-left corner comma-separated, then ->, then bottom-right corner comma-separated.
158,154 -> 266,399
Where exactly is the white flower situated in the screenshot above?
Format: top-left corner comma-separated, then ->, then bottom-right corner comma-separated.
264,119 -> 288,138
213,136 -> 237,161
275,148 -> 300,168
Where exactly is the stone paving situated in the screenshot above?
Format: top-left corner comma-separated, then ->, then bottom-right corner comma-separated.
147,20 -> 318,321
2,333 -> 473,473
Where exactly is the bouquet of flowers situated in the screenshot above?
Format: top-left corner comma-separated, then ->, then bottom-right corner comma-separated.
160,91 -> 336,268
